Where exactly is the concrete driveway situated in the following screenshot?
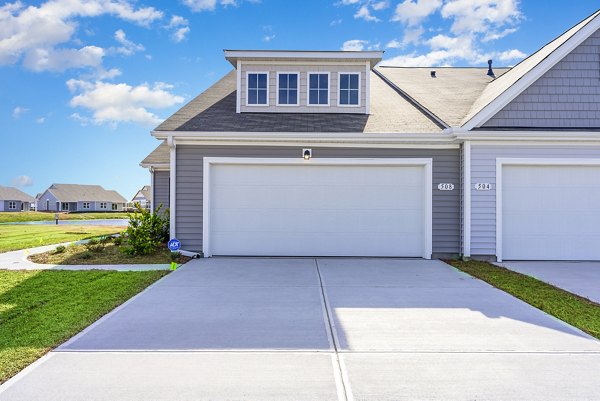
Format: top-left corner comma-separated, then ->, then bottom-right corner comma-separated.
499,261 -> 600,304
2,258 -> 600,401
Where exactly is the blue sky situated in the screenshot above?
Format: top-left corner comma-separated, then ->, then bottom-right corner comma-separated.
1,0 -> 598,199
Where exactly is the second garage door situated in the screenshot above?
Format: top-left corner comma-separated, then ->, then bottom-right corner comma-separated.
501,164 -> 600,261
205,159 -> 431,257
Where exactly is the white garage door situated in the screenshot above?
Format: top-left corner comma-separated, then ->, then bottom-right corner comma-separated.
205,160 -> 430,257
502,164 -> 600,261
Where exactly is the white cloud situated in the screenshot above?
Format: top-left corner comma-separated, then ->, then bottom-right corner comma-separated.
386,39 -> 402,49
392,0 -> 442,26
263,34 -> 276,42
371,1 -> 390,11
67,79 -> 185,126
36,117 -> 46,124
342,39 -> 369,51
12,175 -> 33,187
166,15 -> 190,43
0,0 -> 162,72
182,0 -> 255,12
330,18 -> 343,26
112,29 -> 144,56
12,106 -> 29,119
441,0 -> 522,35
262,25 -> 276,43
497,48 -> 526,62
355,5 -> 379,21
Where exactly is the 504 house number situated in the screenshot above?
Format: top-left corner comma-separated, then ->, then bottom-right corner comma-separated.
475,183 -> 492,191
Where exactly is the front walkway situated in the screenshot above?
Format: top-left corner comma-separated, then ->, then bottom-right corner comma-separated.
1,258 -> 600,400
0,241 -> 171,271
499,261 -> 600,304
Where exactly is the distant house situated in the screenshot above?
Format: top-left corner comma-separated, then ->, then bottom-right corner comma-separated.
0,186 -> 35,212
131,185 -> 152,209
36,184 -> 127,212
140,142 -> 169,213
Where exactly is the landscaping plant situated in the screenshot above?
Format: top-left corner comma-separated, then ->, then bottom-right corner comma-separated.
121,204 -> 169,256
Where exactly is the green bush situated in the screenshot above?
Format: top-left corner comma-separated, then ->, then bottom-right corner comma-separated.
79,251 -> 93,260
170,251 -> 181,262
85,238 -> 104,253
113,235 -> 123,246
121,204 -> 170,256
54,245 -> 66,254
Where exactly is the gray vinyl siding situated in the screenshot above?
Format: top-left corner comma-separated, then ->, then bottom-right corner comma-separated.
153,170 -> 170,213
176,145 -> 460,256
240,64 -> 367,114
37,190 -> 58,212
3,200 -> 28,211
470,144 -> 600,257
484,28 -> 600,128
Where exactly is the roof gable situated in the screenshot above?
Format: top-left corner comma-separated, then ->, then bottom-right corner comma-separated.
462,9 -> 600,130
44,184 -> 127,203
0,186 -> 35,202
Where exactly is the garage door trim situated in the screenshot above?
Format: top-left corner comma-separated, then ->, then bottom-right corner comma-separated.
203,157 -> 433,258
496,158 -> 600,262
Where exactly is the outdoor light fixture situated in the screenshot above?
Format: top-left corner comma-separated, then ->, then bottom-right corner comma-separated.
303,148 -> 312,160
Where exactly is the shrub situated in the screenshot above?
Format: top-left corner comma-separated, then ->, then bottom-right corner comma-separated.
54,245 -> 66,254
85,238 -> 104,253
121,204 -> 170,256
79,251 -> 93,260
113,236 -> 123,246
170,251 -> 181,262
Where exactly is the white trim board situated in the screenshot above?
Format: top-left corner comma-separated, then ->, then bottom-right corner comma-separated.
495,157 -> 600,262
275,71 -> 300,107
462,141 -> 471,257
202,157 -> 433,259
306,71 -> 331,107
336,71 -> 361,108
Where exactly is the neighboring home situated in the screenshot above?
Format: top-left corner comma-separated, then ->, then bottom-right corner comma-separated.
142,9 -> 600,262
140,142 -> 170,213
36,184 -> 127,212
130,185 -> 152,209
0,186 -> 35,212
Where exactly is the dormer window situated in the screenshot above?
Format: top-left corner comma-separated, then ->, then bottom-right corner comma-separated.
247,72 -> 268,105
339,73 -> 360,106
277,73 -> 299,106
308,73 -> 329,106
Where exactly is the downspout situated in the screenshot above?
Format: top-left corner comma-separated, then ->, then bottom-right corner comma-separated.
168,136 -> 176,240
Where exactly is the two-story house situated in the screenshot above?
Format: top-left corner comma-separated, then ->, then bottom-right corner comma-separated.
143,9 -> 600,262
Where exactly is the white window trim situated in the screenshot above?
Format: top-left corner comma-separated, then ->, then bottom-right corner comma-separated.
337,72 -> 361,107
82,202 -> 90,209
202,157 -> 433,259
306,72 -> 330,107
245,71 -> 269,107
495,158 -> 600,262
8,201 -> 16,210
275,72 -> 300,106
100,202 -> 107,209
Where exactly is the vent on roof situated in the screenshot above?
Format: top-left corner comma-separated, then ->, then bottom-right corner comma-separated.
430,70 -> 436,78
487,59 -> 495,78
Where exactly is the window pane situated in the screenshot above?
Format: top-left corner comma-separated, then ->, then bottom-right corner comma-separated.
289,90 -> 297,104
257,89 -> 267,104
319,74 -> 328,88
340,74 -> 349,89
279,74 -> 288,89
319,89 -> 328,104
350,74 -> 359,89
257,74 -> 267,88
248,74 -> 257,88
309,74 -> 318,89
309,90 -> 318,104
350,89 -> 359,105
279,89 -> 288,104
289,74 -> 297,88
340,89 -> 348,105
248,89 -> 257,104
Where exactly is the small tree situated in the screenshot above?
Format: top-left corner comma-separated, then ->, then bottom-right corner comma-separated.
122,204 -> 170,256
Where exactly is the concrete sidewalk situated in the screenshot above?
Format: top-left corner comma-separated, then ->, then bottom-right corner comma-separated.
498,261 -> 600,304
0,241 -> 171,271
1,258 -> 600,401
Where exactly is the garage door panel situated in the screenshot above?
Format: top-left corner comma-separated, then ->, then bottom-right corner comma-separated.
502,164 -> 600,261
208,162 -> 428,257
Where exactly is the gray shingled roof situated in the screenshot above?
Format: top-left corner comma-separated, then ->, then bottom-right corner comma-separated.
462,9 -> 600,126
376,66 -> 509,127
46,184 -> 127,203
132,185 -> 152,202
155,71 -> 441,133
140,141 -> 169,167
0,186 -> 35,202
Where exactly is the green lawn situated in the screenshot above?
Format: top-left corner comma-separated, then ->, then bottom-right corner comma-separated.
0,269 -> 168,383
0,212 -> 129,224
448,260 -> 600,339
0,225 -> 125,253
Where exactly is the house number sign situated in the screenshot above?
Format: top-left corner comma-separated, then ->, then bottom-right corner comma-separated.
475,183 -> 492,191
437,183 -> 455,191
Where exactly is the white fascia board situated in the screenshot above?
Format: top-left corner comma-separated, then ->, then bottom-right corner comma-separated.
463,14 -> 600,130
139,163 -> 170,169
454,131 -> 600,142
224,50 -> 384,68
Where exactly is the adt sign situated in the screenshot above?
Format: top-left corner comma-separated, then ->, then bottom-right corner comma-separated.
168,238 -> 181,252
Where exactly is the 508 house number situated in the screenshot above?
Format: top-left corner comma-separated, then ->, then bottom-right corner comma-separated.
437,183 -> 455,191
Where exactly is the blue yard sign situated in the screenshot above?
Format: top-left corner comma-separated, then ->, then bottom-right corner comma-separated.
168,238 -> 181,252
